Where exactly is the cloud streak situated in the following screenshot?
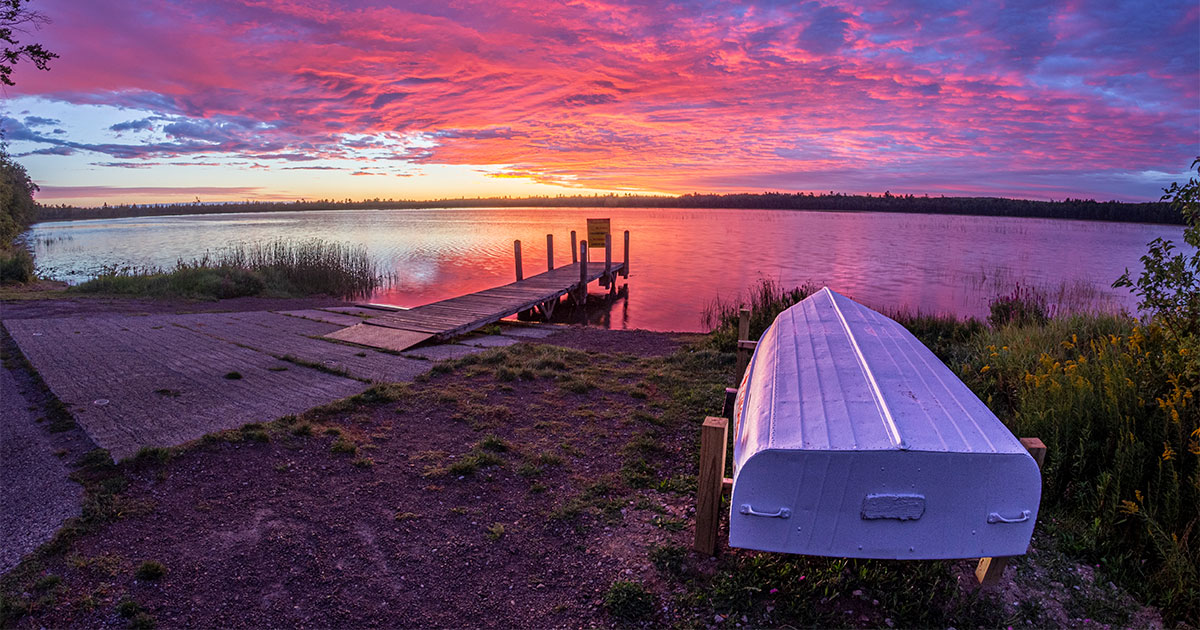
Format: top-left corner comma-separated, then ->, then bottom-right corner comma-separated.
5,0 -> 1197,202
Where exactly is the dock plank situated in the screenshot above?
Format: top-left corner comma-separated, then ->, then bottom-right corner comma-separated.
325,261 -> 626,350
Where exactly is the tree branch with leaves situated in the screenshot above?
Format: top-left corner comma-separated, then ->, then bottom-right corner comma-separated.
1,0 -> 57,86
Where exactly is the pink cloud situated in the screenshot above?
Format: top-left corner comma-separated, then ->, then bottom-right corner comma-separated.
9,0 -> 1198,201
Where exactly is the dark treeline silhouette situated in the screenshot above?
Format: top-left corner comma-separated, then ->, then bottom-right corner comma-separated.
34,191 -> 1181,225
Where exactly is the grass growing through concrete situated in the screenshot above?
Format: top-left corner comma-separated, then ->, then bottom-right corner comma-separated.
69,237 -> 384,300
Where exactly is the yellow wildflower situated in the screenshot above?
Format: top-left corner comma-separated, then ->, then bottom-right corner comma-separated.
980,365 -> 991,373
1119,500 -> 1140,515
1162,443 -> 1176,461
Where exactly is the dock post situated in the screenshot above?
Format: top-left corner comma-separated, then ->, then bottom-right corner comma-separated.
578,241 -> 588,302
735,308 -> 751,381
694,416 -> 729,555
514,240 -> 523,281
622,230 -> 629,278
571,230 -> 577,263
604,232 -> 613,291
546,234 -> 554,271
976,437 -> 1047,587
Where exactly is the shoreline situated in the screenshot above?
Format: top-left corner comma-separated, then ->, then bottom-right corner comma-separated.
0,294 -> 1190,627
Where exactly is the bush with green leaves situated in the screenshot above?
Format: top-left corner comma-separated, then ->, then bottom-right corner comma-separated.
1115,156 -> 1199,338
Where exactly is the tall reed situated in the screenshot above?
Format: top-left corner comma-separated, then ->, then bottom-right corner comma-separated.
71,237 -> 384,300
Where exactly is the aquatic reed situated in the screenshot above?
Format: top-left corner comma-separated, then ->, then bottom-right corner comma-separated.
70,237 -> 384,300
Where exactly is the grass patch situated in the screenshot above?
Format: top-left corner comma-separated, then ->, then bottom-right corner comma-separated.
486,522 -> 506,541
603,580 -> 655,622
478,434 -> 510,452
128,446 -> 170,465
330,438 -> 357,455
134,560 -> 166,581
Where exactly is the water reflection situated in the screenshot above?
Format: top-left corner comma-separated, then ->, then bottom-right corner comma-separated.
25,208 -> 1190,332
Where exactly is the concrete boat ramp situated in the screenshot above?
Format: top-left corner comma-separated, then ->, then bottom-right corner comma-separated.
3,306 -> 555,461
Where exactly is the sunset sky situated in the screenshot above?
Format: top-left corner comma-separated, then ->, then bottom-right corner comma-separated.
1,0 -> 1197,207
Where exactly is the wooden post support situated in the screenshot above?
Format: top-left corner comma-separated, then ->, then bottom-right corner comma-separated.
514,240 -> 523,281
571,230 -> 578,263
976,437 -> 1047,587
722,387 -> 738,419
735,308 -> 751,382
578,241 -> 588,301
694,416 -> 729,555
546,234 -> 554,271
604,232 -> 613,291
622,230 -> 630,278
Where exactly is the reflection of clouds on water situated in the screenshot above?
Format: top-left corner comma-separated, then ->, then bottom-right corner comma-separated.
23,207 -> 1189,328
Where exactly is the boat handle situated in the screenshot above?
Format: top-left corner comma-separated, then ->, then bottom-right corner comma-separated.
740,504 -> 791,519
987,510 -> 1031,524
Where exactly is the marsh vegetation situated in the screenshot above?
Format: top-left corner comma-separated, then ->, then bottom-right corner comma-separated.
68,238 -> 385,300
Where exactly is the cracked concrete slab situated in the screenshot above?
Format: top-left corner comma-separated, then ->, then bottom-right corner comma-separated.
400,344 -> 485,361
0,365 -> 81,574
459,335 -> 521,348
5,314 -> 369,460
499,326 -> 561,339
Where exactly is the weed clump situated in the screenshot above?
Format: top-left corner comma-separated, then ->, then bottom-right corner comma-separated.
134,561 -> 165,581
603,580 -> 655,622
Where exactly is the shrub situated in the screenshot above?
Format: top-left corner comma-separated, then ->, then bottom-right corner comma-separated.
1115,156 -> 1200,338
0,245 -> 34,284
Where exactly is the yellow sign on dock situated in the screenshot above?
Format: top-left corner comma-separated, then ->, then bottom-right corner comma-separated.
586,218 -> 610,248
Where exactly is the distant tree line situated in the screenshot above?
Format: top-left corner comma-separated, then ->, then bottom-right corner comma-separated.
34,191 -> 1181,225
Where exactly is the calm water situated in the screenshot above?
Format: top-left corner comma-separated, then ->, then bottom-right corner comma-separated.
24,208 -> 1189,332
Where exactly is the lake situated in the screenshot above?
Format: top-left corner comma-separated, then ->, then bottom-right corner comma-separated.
23,208 -> 1189,332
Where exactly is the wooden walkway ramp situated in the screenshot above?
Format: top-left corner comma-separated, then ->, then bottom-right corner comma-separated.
326,260 -> 627,352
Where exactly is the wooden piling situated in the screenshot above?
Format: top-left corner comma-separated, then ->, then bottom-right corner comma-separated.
694,416 -> 729,555
570,230 -> 578,263
579,240 -> 588,301
976,437 -> 1047,587
604,232 -> 613,290
514,240 -> 523,281
546,234 -> 554,271
735,308 -> 751,382
622,230 -> 630,278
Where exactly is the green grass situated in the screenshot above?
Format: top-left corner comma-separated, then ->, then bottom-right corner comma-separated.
603,580 -> 655,622
69,237 -> 384,300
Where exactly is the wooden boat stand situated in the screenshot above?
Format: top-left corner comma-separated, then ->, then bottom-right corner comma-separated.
693,308 -> 1047,588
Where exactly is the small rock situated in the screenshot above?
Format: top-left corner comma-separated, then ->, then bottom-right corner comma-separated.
714,614 -> 726,623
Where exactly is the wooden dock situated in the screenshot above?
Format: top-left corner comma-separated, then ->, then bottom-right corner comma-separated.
326,230 -> 629,352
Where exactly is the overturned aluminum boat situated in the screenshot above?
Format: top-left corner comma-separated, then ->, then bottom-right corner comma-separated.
731,288 -> 1041,559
